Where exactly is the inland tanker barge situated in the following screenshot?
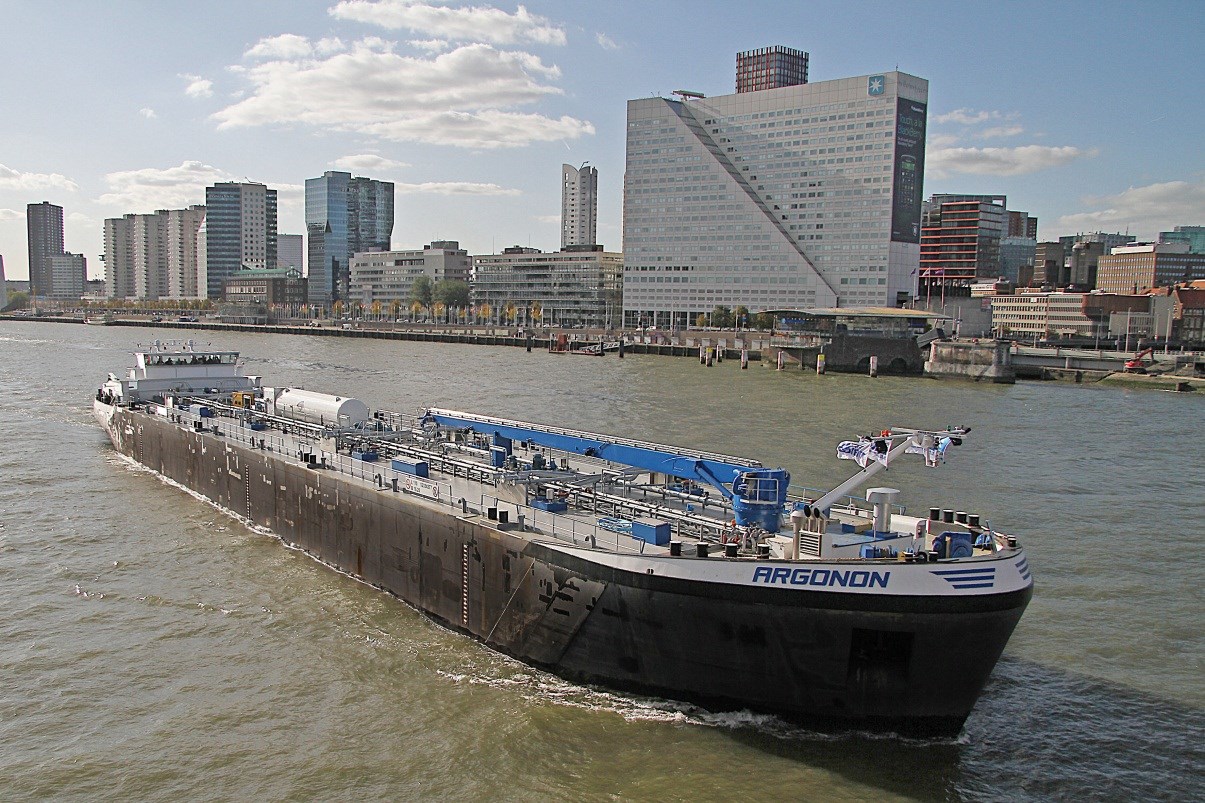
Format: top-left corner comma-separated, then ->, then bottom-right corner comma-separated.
94,342 -> 1033,736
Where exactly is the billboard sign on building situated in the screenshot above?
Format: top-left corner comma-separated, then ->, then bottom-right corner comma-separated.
891,98 -> 927,244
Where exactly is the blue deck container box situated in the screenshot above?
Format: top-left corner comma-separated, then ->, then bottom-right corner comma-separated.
532,498 -> 568,513
490,446 -> 507,468
390,458 -> 429,478
947,531 -> 974,558
352,450 -> 378,462
631,518 -> 671,546
197,407 -> 213,418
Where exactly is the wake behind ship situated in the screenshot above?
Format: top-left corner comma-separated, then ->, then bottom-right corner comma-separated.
94,341 -> 1032,737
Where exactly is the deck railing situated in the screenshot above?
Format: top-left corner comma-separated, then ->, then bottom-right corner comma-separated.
158,402 -> 647,554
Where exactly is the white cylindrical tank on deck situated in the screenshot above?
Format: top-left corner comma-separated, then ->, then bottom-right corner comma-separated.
866,487 -> 900,534
272,388 -> 369,427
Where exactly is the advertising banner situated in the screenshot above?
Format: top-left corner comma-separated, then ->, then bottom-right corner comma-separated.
891,98 -> 927,243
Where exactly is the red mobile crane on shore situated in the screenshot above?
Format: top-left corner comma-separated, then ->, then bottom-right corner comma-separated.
1124,347 -> 1155,373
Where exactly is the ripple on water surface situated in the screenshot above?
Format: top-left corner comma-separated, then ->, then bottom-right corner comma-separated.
1,320 -> 1203,801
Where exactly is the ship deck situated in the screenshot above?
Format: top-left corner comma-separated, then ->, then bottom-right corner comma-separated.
135,397 -> 1004,565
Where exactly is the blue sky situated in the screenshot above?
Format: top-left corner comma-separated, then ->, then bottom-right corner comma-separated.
2,0 -> 1202,280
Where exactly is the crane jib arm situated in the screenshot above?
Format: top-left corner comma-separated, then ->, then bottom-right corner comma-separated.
421,408 -> 789,531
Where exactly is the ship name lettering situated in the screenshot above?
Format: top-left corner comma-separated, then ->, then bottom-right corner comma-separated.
752,566 -> 890,589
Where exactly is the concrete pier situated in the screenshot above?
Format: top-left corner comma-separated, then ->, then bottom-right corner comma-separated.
924,341 -> 1015,383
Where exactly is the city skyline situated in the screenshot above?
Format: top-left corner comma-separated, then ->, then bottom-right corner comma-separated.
1,0 -> 1203,281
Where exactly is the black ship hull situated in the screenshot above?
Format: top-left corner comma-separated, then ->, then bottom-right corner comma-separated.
99,405 -> 1030,736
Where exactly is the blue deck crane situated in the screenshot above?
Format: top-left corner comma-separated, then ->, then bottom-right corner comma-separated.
420,408 -> 790,532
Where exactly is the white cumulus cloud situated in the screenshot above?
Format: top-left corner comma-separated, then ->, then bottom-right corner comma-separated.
927,145 -> 1095,179
978,125 -> 1023,140
933,108 -> 1003,126
245,33 -> 347,60
139,107 -> 157,119
181,74 -> 214,98
246,33 -> 317,60
409,38 -> 450,52
0,208 -> 23,221
596,32 -> 619,50
0,164 -> 79,192
332,154 -> 412,172
329,0 -> 566,46
393,181 -> 519,195
211,40 -> 593,148
1055,180 -> 1205,240
97,160 -> 233,212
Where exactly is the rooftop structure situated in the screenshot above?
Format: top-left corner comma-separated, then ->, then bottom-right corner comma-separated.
736,46 -> 809,93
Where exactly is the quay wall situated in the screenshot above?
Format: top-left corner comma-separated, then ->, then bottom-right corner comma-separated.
120,319 -> 766,361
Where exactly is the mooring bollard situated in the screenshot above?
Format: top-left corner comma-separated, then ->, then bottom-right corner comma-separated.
869,355 -> 879,378
816,353 -> 826,375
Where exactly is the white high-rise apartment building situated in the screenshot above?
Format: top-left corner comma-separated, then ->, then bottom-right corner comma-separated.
623,69 -> 928,326
561,163 -> 598,248
104,205 -> 206,299
165,206 -> 206,298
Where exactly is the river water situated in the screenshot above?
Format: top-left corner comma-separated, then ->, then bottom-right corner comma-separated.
0,320 -> 1201,801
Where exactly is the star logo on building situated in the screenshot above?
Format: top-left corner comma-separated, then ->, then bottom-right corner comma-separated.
867,75 -> 885,96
